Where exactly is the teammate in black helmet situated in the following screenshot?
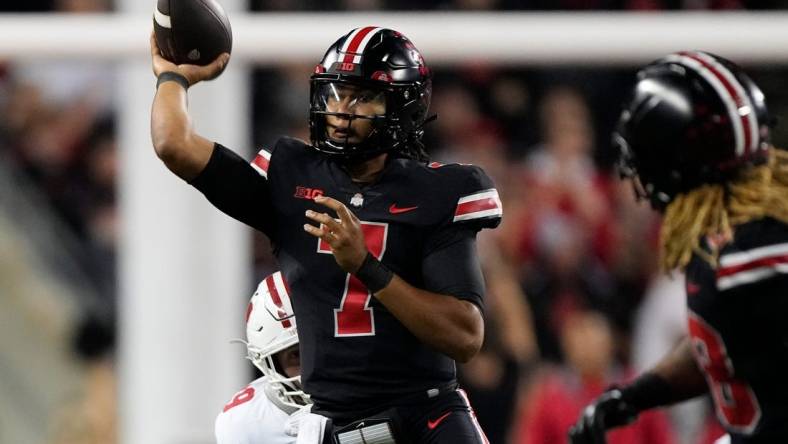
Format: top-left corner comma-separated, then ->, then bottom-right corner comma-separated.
569,51 -> 788,444
150,27 -> 498,443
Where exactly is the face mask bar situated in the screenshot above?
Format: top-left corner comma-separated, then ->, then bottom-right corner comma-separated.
614,132 -> 651,202
319,112 -> 381,148
312,81 -> 387,146
261,354 -> 309,406
615,132 -> 674,209
245,343 -> 310,408
314,81 -> 387,117
310,79 -> 391,158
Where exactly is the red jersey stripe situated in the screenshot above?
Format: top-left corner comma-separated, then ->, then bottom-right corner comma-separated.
717,254 -> 788,278
455,197 -> 499,217
252,154 -> 269,173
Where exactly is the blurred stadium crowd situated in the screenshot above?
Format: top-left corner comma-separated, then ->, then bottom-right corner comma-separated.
2,1 -> 788,444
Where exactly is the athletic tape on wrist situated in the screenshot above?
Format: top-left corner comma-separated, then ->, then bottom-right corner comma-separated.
355,253 -> 394,294
157,71 -> 190,90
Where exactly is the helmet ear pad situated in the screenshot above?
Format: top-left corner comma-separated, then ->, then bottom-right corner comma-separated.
395,80 -> 432,135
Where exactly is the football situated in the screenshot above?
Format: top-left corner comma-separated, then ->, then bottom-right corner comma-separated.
153,0 -> 232,66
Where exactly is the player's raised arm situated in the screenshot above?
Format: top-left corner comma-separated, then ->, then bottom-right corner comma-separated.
150,31 -> 275,236
150,32 -> 230,181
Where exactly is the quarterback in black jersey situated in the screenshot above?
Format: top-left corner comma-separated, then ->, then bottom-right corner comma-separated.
569,52 -> 788,444
150,28 -> 498,443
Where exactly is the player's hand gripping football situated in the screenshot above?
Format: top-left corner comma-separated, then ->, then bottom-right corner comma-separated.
568,389 -> 638,444
303,196 -> 368,273
150,31 -> 230,86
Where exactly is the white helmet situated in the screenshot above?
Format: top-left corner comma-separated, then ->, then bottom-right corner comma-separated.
245,271 -> 309,410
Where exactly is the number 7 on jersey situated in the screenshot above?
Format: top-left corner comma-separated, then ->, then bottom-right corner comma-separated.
318,221 -> 389,337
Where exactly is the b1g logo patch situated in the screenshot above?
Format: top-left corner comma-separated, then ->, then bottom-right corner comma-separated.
294,186 -> 324,200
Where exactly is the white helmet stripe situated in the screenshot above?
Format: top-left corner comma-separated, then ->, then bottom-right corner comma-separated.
689,51 -> 759,155
664,53 -> 746,156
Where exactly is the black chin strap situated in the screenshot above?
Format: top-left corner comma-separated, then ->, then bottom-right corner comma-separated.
420,114 -> 438,129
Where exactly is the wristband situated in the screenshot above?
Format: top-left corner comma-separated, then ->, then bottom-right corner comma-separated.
618,372 -> 674,411
355,253 -> 394,294
157,71 -> 190,90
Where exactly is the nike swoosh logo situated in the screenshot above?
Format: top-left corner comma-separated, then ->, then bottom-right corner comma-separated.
389,204 -> 418,214
427,411 -> 452,430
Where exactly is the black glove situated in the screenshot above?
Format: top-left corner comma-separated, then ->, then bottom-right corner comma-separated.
567,389 -> 638,444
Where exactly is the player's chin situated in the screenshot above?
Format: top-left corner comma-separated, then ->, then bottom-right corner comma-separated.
327,133 -> 362,144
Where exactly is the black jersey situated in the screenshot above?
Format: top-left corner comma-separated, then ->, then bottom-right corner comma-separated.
685,217 -> 788,443
191,137 -> 501,418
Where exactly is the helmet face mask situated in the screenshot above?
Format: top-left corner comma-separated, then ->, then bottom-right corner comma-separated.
614,131 -> 658,205
310,78 -> 390,158
615,51 -> 772,211
315,81 -> 388,120
309,27 -> 432,162
245,272 -> 309,409
246,346 -> 307,409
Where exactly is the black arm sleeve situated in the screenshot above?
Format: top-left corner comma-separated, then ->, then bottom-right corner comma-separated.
189,143 -> 276,239
422,227 -> 485,311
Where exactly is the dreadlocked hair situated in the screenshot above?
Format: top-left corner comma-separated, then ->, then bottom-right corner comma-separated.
398,114 -> 436,163
659,149 -> 788,271
769,149 -> 788,211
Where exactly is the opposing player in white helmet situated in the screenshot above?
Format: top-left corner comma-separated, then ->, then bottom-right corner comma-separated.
215,271 -> 311,444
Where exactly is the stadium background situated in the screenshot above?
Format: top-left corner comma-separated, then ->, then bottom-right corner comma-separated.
1,1 -> 787,443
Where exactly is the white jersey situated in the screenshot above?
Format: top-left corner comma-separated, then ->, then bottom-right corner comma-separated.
215,377 -> 297,444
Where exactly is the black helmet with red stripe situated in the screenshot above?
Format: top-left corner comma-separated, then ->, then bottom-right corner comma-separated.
309,27 -> 432,161
615,51 -> 772,210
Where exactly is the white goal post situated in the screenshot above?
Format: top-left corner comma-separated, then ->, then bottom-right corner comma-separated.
0,12 -> 787,65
